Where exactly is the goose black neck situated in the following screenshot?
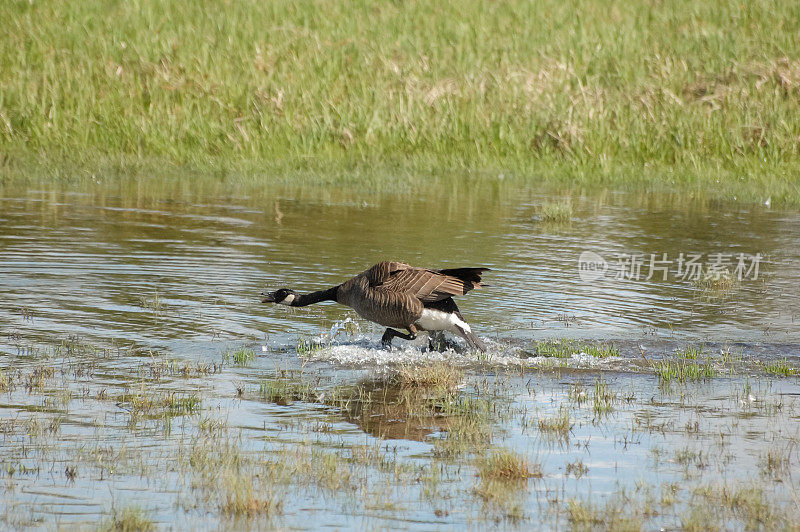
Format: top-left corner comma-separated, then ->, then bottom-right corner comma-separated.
292,286 -> 339,307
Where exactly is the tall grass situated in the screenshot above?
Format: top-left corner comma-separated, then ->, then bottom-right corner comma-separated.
2,0 -> 800,200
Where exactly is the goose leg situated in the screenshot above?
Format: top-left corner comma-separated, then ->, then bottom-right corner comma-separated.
428,331 -> 461,352
428,331 -> 447,352
381,328 -> 397,348
381,325 -> 418,349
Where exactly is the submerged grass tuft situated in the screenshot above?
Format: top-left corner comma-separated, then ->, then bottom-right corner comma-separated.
533,340 -> 619,359
694,272 -> 739,294
655,359 -> 715,383
220,475 -> 283,518
534,339 -> 577,358
477,449 -> 540,481
592,378 -> 615,416
690,484 -> 782,530
232,348 -> 256,366
679,346 -> 704,360
396,362 -> 462,392
537,407 -> 573,440
567,499 -> 642,531
117,387 -> 201,427
101,506 -> 155,532
137,290 -> 163,313
539,200 -> 573,223
295,337 -> 325,356
583,343 -> 620,359
539,201 -> 572,223
762,358 -> 797,377
655,347 -> 716,383
258,379 -> 315,405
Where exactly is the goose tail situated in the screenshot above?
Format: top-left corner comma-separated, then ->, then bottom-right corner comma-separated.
455,325 -> 487,352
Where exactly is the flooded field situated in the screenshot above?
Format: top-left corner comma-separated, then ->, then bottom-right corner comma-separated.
2,177 -> 800,529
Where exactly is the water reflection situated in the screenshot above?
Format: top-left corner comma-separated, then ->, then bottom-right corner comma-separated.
331,378 -> 453,442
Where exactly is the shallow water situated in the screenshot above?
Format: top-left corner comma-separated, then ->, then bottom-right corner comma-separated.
2,178 -> 799,349
1,176 -> 800,529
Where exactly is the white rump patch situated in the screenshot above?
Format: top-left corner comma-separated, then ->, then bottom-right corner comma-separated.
415,309 -> 471,333
278,293 -> 295,305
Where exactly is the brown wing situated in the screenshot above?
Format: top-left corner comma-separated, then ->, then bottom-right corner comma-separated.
362,261 -> 411,287
376,266 -> 488,302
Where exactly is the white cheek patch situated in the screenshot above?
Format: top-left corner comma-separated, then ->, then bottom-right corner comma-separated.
278,294 -> 295,305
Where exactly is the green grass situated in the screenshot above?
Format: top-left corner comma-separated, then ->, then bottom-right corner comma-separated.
533,340 -> 619,359
295,337 -> 324,356
2,0 -> 800,203
762,358 -> 798,377
534,340 -> 577,358
654,359 -> 716,383
228,348 -> 256,367
678,346 -> 704,360
653,344 -> 717,383
539,200 -> 573,223
473,449 -> 539,522
583,343 -> 620,359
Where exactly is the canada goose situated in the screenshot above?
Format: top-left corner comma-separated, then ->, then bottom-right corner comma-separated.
261,261 -> 488,351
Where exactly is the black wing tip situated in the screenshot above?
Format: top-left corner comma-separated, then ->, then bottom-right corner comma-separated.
438,267 -> 491,287
438,267 -> 492,274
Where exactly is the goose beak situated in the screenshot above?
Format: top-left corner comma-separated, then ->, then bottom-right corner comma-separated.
260,291 -> 276,303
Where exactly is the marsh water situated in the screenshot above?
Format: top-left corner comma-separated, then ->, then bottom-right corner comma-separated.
1,175 -> 800,529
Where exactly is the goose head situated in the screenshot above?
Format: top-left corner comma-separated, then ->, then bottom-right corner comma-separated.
260,288 -> 297,305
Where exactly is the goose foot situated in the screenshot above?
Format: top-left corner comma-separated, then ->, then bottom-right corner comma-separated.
428,331 -> 458,352
381,327 -> 417,349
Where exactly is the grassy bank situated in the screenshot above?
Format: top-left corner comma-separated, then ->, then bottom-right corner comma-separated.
1,0 -> 799,200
